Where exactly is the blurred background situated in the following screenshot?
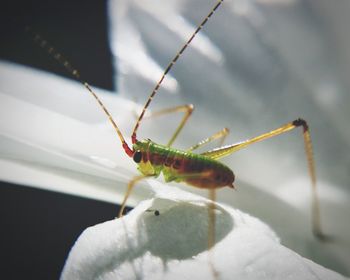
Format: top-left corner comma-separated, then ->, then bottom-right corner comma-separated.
0,0 -> 115,279
1,0 -> 350,279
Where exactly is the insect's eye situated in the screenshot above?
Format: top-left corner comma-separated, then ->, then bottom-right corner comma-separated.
133,151 -> 142,163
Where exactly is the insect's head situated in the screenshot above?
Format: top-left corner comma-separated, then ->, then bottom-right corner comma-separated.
132,139 -> 152,164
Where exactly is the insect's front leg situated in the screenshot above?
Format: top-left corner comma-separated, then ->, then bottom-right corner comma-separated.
118,175 -> 147,218
143,104 -> 194,147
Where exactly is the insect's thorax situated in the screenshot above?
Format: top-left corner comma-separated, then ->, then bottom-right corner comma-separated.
132,139 -> 235,189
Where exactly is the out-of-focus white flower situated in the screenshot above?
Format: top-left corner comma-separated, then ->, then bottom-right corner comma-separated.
61,183 -> 346,280
108,0 -> 350,276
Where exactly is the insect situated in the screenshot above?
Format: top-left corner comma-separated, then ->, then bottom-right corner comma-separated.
27,0 -> 326,265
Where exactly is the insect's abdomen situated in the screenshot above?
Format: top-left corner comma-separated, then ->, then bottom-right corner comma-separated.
144,142 -> 235,189
178,153 -> 235,189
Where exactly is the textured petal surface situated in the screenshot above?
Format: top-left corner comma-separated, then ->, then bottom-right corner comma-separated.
61,183 -> 346,280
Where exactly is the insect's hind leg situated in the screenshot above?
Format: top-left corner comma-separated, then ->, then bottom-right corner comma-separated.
201,118 -> 326,240
143,104 -> 194,147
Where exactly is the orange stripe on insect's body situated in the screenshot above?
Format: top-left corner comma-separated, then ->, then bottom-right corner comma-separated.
137,140 -> 235,189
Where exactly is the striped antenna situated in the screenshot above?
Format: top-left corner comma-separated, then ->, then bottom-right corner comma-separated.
131,0 -> 224,144
25,27 -> 133,157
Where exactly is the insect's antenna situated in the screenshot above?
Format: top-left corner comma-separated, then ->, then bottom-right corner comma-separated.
131,0 -> 224,144
25,27 -> 134,157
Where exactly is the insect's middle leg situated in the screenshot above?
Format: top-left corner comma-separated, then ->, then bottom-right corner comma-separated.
208,188 -> 219,279
144,104 -> 194,147
187,127 -> 230,152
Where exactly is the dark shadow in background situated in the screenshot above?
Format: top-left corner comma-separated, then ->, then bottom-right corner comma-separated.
0,0 -> 114,90
0,182 -> 122,279
0,0 -> 122,279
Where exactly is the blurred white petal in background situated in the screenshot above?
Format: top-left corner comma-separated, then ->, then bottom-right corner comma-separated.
109,0 -> 350,275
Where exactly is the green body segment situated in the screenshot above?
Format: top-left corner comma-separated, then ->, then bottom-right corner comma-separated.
133,139 -> 235,189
